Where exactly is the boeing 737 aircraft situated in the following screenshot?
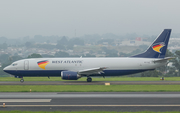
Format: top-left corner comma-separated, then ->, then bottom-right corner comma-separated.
3,29 -> 172,82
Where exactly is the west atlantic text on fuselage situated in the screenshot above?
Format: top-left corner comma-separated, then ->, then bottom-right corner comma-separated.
52,60 -> 83,64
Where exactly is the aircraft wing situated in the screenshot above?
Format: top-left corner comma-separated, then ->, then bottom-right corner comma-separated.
78,67 -> 107,75
153,57 -> 175,63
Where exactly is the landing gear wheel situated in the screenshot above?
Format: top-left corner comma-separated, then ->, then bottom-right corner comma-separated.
20,79 -> 24,83
87,77 -> 92,82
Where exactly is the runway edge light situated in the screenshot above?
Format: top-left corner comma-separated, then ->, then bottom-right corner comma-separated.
3,103 -> 5,107
160,77 -> 165,80
105,83 -> 110,85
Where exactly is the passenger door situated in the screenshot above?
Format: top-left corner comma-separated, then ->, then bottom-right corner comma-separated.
24,60 -> 29,70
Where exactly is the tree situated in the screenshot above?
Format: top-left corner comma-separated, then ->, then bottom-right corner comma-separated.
59,36 -> 68,45
1,43 -> 8,49
28,53 -> 42,58
0,54 -> 23,76
105,49 -> 118,57
141,49 -> 176,77
54,51 -> 69,57
97,39 -> 114,45
66,44 -> 74,50
157,49 -> 176,76
0,62 -> 12,76
0,37 -> 8,44
56,36 -> 68,50
101,47 -> 118,57
141,70 -> 159,77
37,44 -> 56,50
139,45 -> 148,51
42,54 -> 54,58
101,47 -> 108,52
0,54 -> 10,64
25,42 -> 32,48
56,43 -> 65,50
130,49 -> 142,56
83,53 -> 96,57
174,50 -> 180,76
69,38 -> 84,46
11,55 -> 23,61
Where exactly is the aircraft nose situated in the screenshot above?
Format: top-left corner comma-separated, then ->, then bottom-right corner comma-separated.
3,65 -> 18,75
3,67 -> 7,71
3,66 -> 9,72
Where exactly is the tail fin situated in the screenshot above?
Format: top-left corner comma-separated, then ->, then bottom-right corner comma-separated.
132,29 -> 171,58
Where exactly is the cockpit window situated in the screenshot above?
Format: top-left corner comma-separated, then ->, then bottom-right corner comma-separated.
12,63 -> 18,66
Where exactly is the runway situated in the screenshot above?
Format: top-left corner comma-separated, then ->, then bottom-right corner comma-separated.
1,81 -> 180,85
1,92 -> 180,111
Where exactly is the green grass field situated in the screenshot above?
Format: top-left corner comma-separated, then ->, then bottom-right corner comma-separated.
0,85 -> 180,92
0,111 -> 180,113
0,76 -> 180,81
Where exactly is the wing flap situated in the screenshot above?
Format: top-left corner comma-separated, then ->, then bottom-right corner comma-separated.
78,67 -> 107,75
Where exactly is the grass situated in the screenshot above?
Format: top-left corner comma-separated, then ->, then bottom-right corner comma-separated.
0,77 -> 180,81
1,111 -> 180,113
1,85 -> 180,92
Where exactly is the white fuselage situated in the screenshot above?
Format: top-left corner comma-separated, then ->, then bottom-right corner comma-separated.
3,57 -> 166,77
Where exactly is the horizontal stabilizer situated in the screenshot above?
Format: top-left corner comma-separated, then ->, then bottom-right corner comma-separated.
153,57 -> 175,63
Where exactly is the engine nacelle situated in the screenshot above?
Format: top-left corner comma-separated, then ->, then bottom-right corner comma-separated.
61,71 -> 81,80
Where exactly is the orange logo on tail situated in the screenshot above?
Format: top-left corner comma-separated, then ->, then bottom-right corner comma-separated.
152,43 -> 165,53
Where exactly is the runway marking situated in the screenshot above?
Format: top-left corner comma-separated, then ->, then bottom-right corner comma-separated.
2,94 -> 180,98
0,99 -> 51,102
3,105 -> 180,107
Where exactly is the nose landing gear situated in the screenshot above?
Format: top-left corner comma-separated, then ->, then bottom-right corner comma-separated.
20,78 -> 24,83
15,76 -> 24,83
87,77 -> 92,82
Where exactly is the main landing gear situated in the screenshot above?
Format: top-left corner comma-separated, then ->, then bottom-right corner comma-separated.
87,77 -> 92,82
20,78 -> 24,83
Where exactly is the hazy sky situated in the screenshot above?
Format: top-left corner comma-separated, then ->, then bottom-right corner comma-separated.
0,0 -> 180,38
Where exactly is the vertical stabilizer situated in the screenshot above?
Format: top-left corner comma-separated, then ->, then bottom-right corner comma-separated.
132,29 -> 171,58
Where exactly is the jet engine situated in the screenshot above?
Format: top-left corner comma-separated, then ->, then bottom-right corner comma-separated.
61,71 -> 81,80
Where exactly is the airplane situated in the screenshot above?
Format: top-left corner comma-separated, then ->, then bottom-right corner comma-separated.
3,29 -> 172,82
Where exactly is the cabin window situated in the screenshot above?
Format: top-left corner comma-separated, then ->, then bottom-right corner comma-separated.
12,63 -> 17,66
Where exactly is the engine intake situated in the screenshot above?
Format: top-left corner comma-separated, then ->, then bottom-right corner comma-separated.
61,71 -> 81,80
